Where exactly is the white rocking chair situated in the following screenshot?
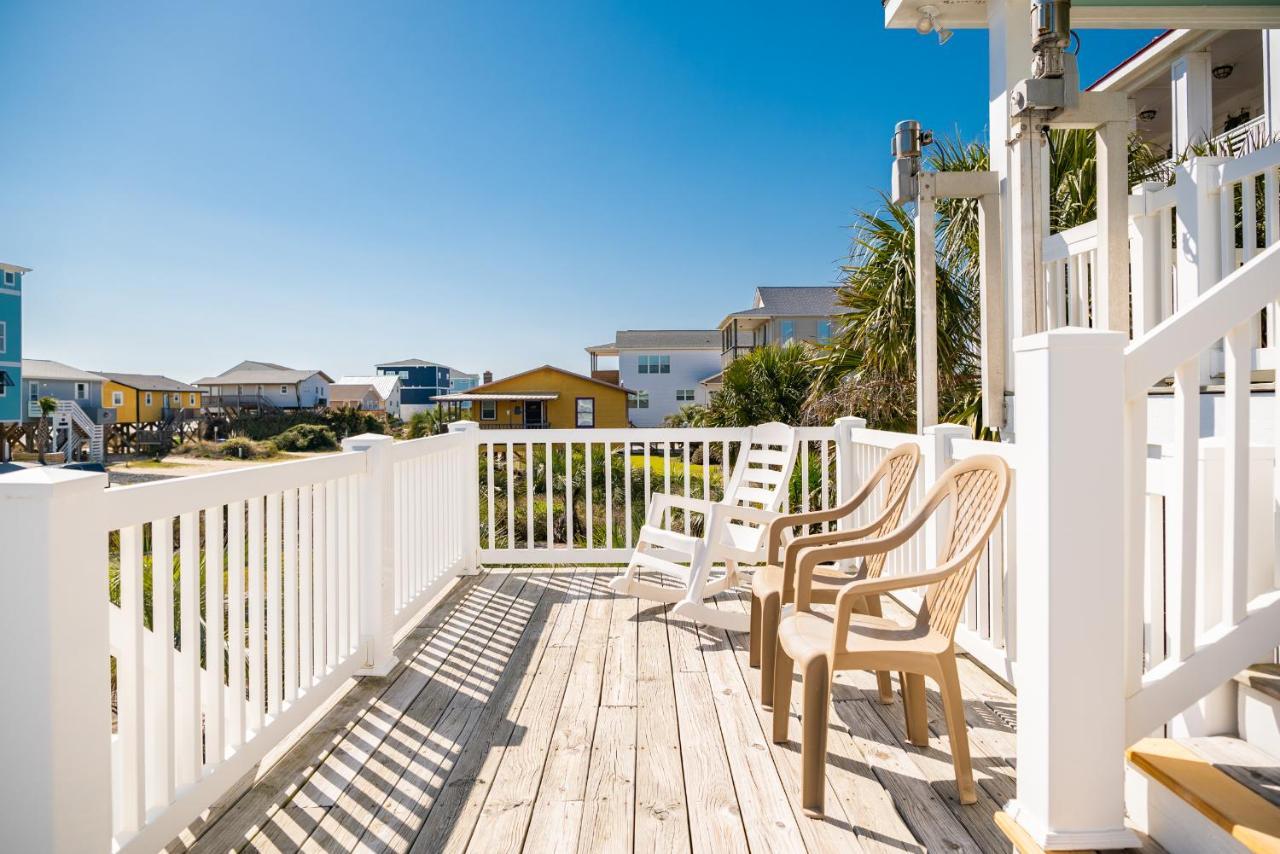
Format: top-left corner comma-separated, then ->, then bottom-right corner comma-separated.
608,422 -> 798,631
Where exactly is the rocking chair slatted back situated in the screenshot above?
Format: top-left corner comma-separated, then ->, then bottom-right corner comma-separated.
918,455 -> 1011,638
719,422 -> 798,548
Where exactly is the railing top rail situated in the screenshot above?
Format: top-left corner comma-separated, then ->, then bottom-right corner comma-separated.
472,426 -> 755,443
1043,219 -> 1099,263
389,430 -> 469,462
846,426 -> 933,450
101,450 -> 366,530
1217,140 -> 1280,185
950,437 -> 1020,466
1124,240 -> 1280,398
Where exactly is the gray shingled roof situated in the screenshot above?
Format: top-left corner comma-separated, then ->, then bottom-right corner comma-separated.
21,359 -> 106,382
194,362 -> 333,386
755,286 -> 843,315
376,358 -> 448,369
97,373 -> 199,392
598,329 -> 720,350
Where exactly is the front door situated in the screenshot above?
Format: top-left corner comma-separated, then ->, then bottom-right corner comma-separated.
524,400 -> 544,428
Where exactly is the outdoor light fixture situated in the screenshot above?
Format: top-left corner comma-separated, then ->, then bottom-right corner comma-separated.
890,119 -> 933,205
1138,108 -> 1158,122
915,6 -> 952,45
1212,64 -> 1234,80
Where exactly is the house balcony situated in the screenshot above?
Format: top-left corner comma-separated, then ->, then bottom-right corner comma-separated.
2,411 -> 1277,852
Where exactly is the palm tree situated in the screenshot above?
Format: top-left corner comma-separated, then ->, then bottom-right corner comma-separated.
810,130 -> 1167,434
663,403 -> 710,428
706,343 -> 817,427
36,396 -> 58,465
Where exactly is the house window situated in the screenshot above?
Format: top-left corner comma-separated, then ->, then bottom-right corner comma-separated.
75,382 -> 88,400
629,391 -> 649,409
280,385 -> 289,395
676,389 -> 696,402
112,391 -> 124,407
576,397 -> 595,428
0,321 -> 5,354
3,272 -> 13,285
818,320 -> 833,343
638,355 -> 671,374
189,393 -> 198,406
780,320 -> 796,344
480,400 -> 496,420
144,392 -> 153,406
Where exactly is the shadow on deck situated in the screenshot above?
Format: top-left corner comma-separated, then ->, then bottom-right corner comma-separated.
171,567 -> 1019,853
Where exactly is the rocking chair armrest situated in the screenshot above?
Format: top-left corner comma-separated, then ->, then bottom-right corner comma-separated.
763,467 -> 901,561
646,492 -> 714,526
708,503 -> 780,527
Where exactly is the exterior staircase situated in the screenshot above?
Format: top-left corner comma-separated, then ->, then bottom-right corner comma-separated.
53,399 -> 104,462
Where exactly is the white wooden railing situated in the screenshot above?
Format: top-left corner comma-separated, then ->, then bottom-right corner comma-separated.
0,428 -> 479,853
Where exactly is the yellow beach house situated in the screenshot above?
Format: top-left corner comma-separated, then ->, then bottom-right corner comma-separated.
98,373 -> 202,423
436,365 -> 628,428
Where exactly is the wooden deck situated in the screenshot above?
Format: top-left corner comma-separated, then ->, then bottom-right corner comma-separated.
174,567 -> 1022,853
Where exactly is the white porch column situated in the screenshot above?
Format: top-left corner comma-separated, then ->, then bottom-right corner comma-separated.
1129,182 -> 1166,337
0,467 -> 112,852
448,419 -> 484,573
1006,328 -> 1138,850
1096,120 -> 1132,334
1174,156 -> 1227,382
344,432 -> 398,676
1265,31 -> 1280,137
915,173 -> 939,433
988,0 -> 1035,398
1171,51 -> 1213,154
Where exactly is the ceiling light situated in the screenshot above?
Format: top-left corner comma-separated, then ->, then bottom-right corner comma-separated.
1213,64 -> 1234,80
1138,108 -> 1157,122
915,6 -> 952,45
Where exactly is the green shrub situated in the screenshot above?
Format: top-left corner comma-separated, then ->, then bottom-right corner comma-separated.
220,436 -> 277,459
272,424 -> 339,452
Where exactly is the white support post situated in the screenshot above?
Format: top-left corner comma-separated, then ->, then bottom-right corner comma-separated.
1010,117 -> 1051,344
0,467 -> 112,853
1096,120 -> 1131,334
923,424 -> 971,563
915,174 -> 939,434
833,415 -> 867,512
1266,31 -> 1280,139
1007,328 -> 1138,851
978,192 -> 1007,432
1130,182 -> 1165,337
343,432 -> 398,677
1175,156 -> 1227,383
448,419 -> 483,574
1171,51 -> 1213,154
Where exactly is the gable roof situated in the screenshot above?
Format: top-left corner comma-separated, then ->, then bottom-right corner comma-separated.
376,358 -> 448,369
467,364 -> 629,396
194,362 -> 334,387
336,374 -> 400,400
21,359 -> 105,383
587,330 -> 719,353
719,286 -> 845,326
97,373 -> 199,393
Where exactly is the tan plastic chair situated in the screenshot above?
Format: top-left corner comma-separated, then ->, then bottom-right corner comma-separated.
749,442 -> 920,709
770,454 -> 1012,818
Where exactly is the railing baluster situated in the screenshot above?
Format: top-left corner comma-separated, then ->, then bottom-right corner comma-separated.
545,440 -> 554,548
566,441 -> 575,548
604,441 -> 613,548
299,484 -> 313,690
147,518 -> 174,809
118,524 -> 146,835
325,481 -> 338,670
247,497 -> 265,734
1223,321 -> 1251,627
1168,360 -> 1200,663
178,512 -> 201,782
347,473 -> 359,648
226,500 -> 246,748
505,443 -> 515,551
266,492 -> 283,719
486,442 -> 496,551
280,490 -> 297,699
585,441 -> 594,549
820,439 -> 830,516
624,440 -> 633,548
526,441 -> 535,548
682,439 -> 690,536
205,505 -> 225,766
801,440 -> 810,515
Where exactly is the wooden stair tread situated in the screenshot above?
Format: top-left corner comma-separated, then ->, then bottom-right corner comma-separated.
1182,736 -> 1280,810
1236,664 -> 1280,704
993,811 -> 1164,854
1127,737 -> 1280,852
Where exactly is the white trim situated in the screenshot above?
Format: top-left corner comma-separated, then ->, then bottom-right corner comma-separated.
111,391 -> 124,407
0,320 -> 5,355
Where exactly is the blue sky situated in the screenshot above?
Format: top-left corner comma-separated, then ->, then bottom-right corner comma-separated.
1,2 -> 1158,381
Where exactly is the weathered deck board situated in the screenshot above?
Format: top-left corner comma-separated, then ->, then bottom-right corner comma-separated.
181,568 -> 1022,854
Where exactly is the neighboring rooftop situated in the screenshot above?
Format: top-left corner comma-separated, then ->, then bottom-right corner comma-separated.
194,361 -> 333,386
21,358 -> 105,382
96,373 -> 199,392
586,329 -> 719,354
719,286 -> 845,326
336,374 -> 401,400
376,358 -> 449,369
329,383 -> 379,404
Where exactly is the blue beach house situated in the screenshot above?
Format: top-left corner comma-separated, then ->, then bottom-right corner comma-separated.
375,359 -> 452,418
0,263 -> 29,433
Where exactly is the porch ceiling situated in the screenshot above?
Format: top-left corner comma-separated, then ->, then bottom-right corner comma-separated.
883,0 -> 1280,31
